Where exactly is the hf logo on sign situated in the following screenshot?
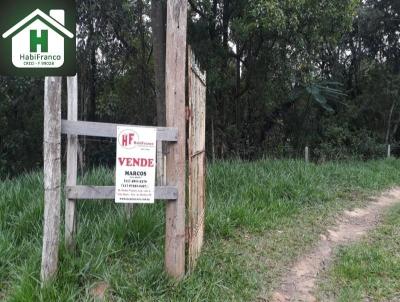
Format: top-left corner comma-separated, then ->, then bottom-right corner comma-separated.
0,0 -> 76,76
118,129 -> 139,149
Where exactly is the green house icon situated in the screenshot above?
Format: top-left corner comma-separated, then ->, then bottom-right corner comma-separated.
2,9 -> 74,68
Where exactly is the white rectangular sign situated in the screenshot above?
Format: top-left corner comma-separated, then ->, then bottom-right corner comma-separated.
115,126 -> 157,204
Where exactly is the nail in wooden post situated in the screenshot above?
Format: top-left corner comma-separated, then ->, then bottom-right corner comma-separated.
41,77 -> 62,283
305,146 -> 309,163
165,0 -> 188,279
65,76 -> 78,251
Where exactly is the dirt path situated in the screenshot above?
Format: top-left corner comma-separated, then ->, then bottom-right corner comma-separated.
270,187 -> 400,302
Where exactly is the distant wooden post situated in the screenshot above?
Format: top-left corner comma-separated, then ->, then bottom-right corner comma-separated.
41,77 -> 62,283
387,144 -> 391,158
211,119 -> 215,162
65,76 -> 78,251
165,0 -> 188,279
305,146 -> 309,163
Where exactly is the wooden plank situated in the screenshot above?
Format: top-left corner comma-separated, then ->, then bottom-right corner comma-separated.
41,77 -> 62,283
65,186 -> 178,200
165,0 -> 188,279
65,76 -> 78,252
187,47 -> 207,272
61,120 -> 178,142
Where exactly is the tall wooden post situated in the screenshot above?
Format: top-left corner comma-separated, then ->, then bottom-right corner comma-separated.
187,47 -> 207,272
65,76 -> 78,251
41,77 -> 62,283
165,0 -> 188,279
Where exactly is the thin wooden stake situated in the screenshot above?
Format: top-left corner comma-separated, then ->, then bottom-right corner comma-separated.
65,76 -> 78,252
388,144 -> 391,158
165,0 -> 188,280
305,146 -> 309,163
211,118 -> 215,162
41,77 -> 62,283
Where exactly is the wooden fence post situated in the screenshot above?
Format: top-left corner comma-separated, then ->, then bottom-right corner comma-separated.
65,76 -> 78,251
165,0 -> 188,279
41,77 -> 62,283
387,144 -> 391,158
188,47 -> 206,272
305,146 -> 309,163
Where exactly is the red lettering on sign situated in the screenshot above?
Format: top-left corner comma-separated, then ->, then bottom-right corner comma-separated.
118,157 -> 155,167
120,132 -> 136,147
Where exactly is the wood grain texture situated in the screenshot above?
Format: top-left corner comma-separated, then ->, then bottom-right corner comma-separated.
61,120 -> 178,142
165,0 -> 188,279
187,47 -> 206,272
65,186 -> 178,200
65,76 -> 78,252
41,77 -> 62,283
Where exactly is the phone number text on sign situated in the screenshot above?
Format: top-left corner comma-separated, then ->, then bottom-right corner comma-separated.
115,126 -> 157,204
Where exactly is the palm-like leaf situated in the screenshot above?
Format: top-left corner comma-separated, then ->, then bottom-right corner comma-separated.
291,80 -> 347,113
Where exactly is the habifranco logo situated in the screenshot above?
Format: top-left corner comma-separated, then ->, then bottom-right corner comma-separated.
2,9 -> 74,69
118,129 -> 139,149
118,129 -> 156,149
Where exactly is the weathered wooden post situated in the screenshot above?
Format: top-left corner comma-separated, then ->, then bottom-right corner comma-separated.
41,77 -> 62,283
387,144 -> 391,158
65,76 -> 78,251
187,47 -> 206,272
305,146 -> 309,163
165,0 -> 188,279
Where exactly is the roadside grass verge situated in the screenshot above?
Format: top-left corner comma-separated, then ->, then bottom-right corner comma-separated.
1,159 -> 400,301
317,204 -> 400,302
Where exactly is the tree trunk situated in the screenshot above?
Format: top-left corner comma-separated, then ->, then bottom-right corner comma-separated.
152,0 -> 167,185
386,99 -> 396,144
391,109 -> 400,139
235,44 -> 241,127
87,19 -> 97,121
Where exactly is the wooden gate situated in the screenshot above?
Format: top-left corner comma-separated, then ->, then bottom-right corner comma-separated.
62,76 -> 179,256
40,1 -> 208,282
187,47 -> 206,272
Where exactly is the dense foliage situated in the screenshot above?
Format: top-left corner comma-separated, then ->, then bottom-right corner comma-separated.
0,0 -> 399,176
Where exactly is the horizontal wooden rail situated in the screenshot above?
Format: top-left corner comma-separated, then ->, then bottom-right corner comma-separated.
66,185 -> 178,200
61,120 -> 178,142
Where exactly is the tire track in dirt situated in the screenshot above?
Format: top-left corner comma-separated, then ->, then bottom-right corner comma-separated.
269,188 -> 400,302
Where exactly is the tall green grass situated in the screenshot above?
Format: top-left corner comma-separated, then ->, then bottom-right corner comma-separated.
1,159 -> 400,301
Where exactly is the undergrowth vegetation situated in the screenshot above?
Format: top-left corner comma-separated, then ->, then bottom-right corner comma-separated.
1,159 -> 400,301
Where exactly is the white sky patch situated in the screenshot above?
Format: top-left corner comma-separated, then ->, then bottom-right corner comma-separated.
228,39 -> 243,77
